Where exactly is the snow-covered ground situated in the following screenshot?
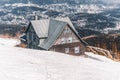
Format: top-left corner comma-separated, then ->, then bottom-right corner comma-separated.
0,38 -> 120,80
0,38 -> 20,47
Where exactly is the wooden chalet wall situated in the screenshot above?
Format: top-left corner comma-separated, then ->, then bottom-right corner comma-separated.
26,25 -> 39,49
50,25 -> 85,55
50,42 -> 85,55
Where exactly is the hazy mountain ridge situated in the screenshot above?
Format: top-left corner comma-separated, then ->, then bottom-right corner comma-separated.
0,0 -> 120,36
0,0 -> 104,5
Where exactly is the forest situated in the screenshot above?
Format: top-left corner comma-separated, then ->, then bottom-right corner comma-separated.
84,34 -> 120,60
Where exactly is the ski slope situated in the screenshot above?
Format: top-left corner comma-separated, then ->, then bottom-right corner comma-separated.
0,38 -> 120,80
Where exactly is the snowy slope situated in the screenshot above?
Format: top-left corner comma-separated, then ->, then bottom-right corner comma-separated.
0,38 -> 20,47
0,38 -> 120,80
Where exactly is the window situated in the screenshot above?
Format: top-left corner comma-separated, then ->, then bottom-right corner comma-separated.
74,47 -> 79,54
64,27 -> 70,33
68,37 -> 72,43
65,48 -> 69,53
66,28 -> 69,33
61,38 -> 65,44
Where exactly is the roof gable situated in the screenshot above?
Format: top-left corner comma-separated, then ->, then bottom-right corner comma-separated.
55,17 -> 76,31
38,19 -> 67,50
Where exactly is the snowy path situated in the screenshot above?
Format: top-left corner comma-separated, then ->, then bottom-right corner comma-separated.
0,38 -> 120,80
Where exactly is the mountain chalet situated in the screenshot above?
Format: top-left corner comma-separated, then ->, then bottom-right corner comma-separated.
21,17 -> 87,55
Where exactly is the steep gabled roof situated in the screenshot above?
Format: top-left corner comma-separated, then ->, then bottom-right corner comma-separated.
55,17 -> 75,31
38,20 -> 67,50
30,19 -> 50,38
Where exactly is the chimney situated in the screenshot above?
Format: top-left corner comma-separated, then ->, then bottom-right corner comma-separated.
35,15 -> 38,20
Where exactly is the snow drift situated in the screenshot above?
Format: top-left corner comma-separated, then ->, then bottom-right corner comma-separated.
0,38 -> 120,80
